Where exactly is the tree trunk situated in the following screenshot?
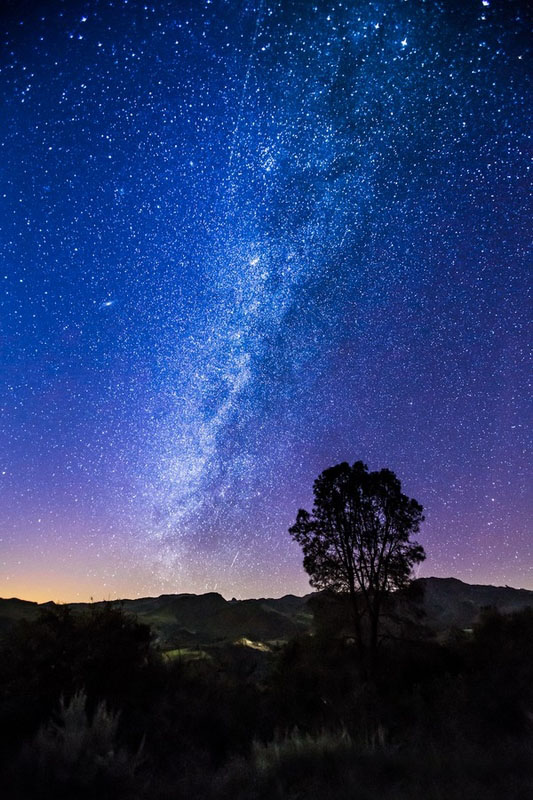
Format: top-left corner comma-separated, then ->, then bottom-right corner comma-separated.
368,601 -> 381,676
348,588 -> 361,643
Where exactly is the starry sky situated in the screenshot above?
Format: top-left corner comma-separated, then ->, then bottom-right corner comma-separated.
0,0 -> 531,602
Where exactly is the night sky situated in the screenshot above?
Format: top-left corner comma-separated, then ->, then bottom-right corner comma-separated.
1,0 -> 530,602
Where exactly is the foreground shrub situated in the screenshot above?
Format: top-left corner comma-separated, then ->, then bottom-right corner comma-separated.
0,602 -> 160,759
8,691 -> 142,800
212,727 -> 533,800
213,729 -> 403,800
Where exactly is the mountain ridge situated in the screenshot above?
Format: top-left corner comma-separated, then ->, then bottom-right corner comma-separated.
2,577 -> 533,645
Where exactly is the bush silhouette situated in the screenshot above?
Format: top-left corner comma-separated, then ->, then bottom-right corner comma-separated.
11,691 -> 142,800
0,603 -> 159,762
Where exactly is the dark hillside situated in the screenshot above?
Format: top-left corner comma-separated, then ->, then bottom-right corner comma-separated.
1,579 -> 532,645
414,577 -> 533,631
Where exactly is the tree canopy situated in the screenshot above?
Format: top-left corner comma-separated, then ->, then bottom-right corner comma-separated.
289,461 -> 425,659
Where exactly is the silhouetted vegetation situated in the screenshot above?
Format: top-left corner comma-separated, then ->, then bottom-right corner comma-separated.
290,461 -> 425,668
1,595 -> 533,798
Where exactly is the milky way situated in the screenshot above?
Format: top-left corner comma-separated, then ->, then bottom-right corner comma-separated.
0,0 -> 530,601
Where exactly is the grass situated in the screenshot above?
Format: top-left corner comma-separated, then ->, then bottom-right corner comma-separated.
163,647 -> 211,662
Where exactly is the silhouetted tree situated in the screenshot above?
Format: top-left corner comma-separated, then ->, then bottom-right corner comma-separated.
289,461 -> 425,668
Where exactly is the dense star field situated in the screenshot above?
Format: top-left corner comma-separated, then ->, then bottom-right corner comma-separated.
0,0 -> 530,601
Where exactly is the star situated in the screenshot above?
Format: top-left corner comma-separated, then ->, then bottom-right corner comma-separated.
0,0 -> 529,601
